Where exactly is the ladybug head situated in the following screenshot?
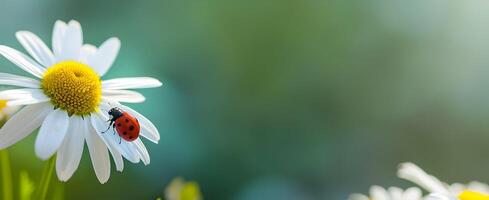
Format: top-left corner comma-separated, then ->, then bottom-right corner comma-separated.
108,107 -> 123,119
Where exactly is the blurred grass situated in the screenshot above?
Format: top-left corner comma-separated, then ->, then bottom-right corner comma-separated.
1,150 -> 14,200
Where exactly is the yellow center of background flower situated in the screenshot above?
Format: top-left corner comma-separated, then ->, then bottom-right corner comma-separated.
0,100 -> 7,111
41,61 -> 101,116
459,190 -> 489,200
0,100 -> 8,126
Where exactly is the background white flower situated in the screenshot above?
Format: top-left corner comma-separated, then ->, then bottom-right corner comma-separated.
0,20 -> 162,183
349,163 -> 489,200
424,191 -> 489,200
398,162 -> 489,196
348,185 -> 423,200
424,193 -> 457,200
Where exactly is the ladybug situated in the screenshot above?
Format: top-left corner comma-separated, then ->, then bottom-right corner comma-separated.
102,107 -> 140,143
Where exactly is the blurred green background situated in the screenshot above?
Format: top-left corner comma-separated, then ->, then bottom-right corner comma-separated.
2,0 -> 489,199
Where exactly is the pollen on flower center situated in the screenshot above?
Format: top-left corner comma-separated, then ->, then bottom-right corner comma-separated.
459,190 -> 489,200
41,61 -> 101,116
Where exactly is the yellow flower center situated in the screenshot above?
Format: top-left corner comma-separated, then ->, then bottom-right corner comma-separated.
0,100 -> 7,111
179,181 -> 202,200
459,190 -> 489,200
41,61 -> 101,116
0,100 -> 8,126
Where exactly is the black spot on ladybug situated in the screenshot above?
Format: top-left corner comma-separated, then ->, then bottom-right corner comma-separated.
123,132 -> 127,135
125,118 -> 129,122
129,136 -> 133,139
117,123 -> 122,127
129,125 -> 134,131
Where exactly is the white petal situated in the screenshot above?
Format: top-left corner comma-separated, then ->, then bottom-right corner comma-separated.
85,118 -> 110,183
370,186 -> 388,200
91,112 -> 139,163
0,73 -> 40,88
6,98 -> 49,106
52,20 -> 67,58
78,44 -> 97,64
387,187 -> 403,200
448,183 -> 465,195
0,103 -> 51,149
134,139 -> 150,165
465,181 -> 489,194
89,115 -> 124,171
403,187 -> 422,200
113,103 -> 160,143
87,37 -> 120,76
424,193 -> 456,200
16,31 -> 55,67
102,77 -> 162,90
0,45 -> 45,78
397,162 -> 450,194
0,88 -> 49,106
35,109 -> 69,160
110,146 -> 123,172
57,20 -> 83,61
102,90 -> 145,103
56,116 -> 85,182
122,140 -> 142,163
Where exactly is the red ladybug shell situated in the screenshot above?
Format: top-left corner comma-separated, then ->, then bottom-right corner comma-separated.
114,112 -> 140,142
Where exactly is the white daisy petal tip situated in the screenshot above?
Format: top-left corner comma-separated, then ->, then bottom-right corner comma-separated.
68,19 -> 78,23
134,139 -> 150,165
15,30 -> 28,37
68,20 -> 81,29
397,162 -> 428,179
154,79 -> 163,87
397,162 -> 450,194
88,37 -> 121,76
54,20 -> 67,26
55,117 -> 85,182
108,37 -> 121,45
85,118 -> 111,184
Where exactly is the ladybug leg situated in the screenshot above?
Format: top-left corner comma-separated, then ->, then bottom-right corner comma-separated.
101,120 -> 114,134
119,136 -> 122,144
101,124 -> 112,134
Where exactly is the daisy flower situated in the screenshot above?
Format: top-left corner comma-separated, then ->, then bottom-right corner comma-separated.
0,20 -> 162,183
398,162 -> 489,200
348,185 -> 422,200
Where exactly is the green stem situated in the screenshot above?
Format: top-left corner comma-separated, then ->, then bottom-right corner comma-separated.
0,150 -> 13,200
36,156 -> 56,200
